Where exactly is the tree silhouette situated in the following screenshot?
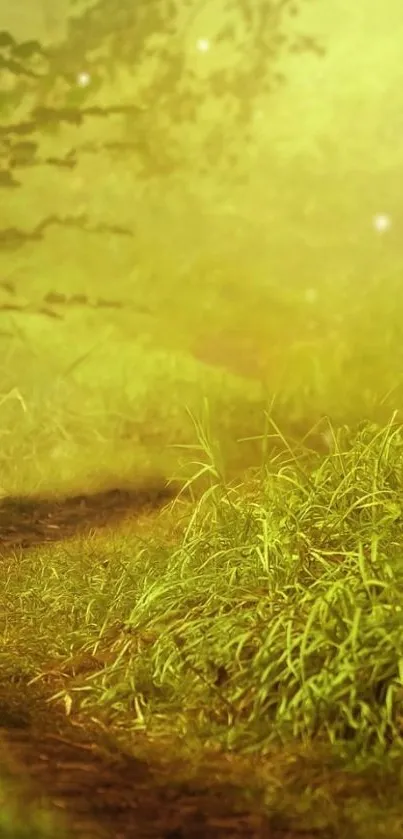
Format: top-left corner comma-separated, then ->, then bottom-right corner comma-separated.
1,0 -> 324,251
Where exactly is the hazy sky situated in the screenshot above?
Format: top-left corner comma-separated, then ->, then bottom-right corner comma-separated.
269,0 -> 403,158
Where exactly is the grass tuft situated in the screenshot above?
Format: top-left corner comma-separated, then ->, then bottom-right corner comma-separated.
0,409 -> 401,764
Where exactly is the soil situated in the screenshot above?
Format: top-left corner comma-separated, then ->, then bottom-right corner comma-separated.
0,689 -> 279,839
0,485 -> 323,839
0,484 -> 177,552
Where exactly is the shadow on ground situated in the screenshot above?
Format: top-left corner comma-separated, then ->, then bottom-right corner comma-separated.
0,682 -> 279,839
0,484 -> 178,552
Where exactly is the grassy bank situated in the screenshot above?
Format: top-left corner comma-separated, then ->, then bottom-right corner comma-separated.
1,411 -> 403,836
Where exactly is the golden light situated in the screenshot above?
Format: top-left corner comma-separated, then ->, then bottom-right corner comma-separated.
372,213 -> 391,232
196,38 -> 210,53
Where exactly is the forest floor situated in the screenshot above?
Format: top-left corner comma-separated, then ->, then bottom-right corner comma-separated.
1,485 -> 403,839
0,487 -> 307,839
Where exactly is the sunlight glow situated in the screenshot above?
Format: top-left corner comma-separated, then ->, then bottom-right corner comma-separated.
373,213 -> 391,233
196,38 -> 210,52
77,71 -> 91,87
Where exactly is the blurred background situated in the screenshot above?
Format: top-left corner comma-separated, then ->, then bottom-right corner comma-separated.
0,0 -> 402,497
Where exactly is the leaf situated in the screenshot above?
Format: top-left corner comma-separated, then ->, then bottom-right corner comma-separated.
10,141 -> 38,165
0,31 -> 16,48
13,40 -> 45,60
64,693 -> 73,716
0,170 -> 20,189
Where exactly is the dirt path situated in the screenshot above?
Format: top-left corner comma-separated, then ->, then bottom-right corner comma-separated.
0,485 -> 304,839
0,484 -> 177,551
0,689 -> 279,839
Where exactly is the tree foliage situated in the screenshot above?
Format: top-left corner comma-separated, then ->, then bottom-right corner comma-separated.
0,0 -> 324,249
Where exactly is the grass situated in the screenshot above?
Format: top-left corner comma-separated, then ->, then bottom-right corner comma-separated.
2,45 -> 403,833
1,404 -> 403,836
1,231 -> 403,501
